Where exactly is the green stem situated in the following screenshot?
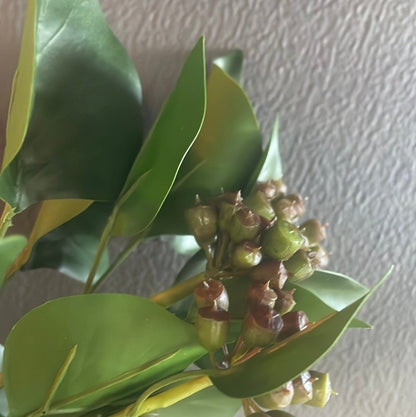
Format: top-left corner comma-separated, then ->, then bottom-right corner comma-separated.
90,235 -> 144,293
83,210 -> 117,294
0,203 -> 15,239
112,370 -> 211,417
150,271 -> 205,307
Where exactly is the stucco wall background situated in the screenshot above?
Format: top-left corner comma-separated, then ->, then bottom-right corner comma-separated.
0,1 -> 415,416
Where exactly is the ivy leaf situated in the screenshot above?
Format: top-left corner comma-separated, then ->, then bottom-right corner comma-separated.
112,37 -> 206,236
155,386 -> 241,417
3,295 -> 206,417
212,50 -> 243,83
244,115 -> 282,195
24,203 -> 112,283
0,0 -> 143,211
0,345 -> 8,417
0,235 -> 27,289
151,64 -> 263,236
209,269 -> 392,398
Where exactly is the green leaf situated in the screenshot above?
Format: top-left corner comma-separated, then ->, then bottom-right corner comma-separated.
0,235 -> 27,289
24,203 -> 113,283
151,64 -> 263,236
0,345 -> 8,417
0,0 -> 143,211
155,386 -> 241,417
3,294 -> 206,417
212,50 -> 243,83
209,269 -> 391,398
112,38 -> 207,236
244,115 -> 282,195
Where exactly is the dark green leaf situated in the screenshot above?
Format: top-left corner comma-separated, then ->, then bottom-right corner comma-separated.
212,50 -> 243,83
151,64 -> 263,236
0,235 -> 27,289
155,386 -> 241,417
0,0 -> 143,211
244,115 -> 282,195
3,294 -> 206,417
112,38 -> 206,236
24,203 -> 112,283
209,269 -> 391,398
0,345 -> 8,417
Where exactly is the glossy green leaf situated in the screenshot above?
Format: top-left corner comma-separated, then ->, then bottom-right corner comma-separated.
244,115 -> 282,195
0,0 -> 143,211
212,50 -> 243,83
24,203 -> 112,283
112,38 -> 206,236
3,294 -> 206,417
155,386 -> 241,417
0,235 -> 27,289
209,270 -> 391,398
0,345 -> 8,417
150,64 -> 263,236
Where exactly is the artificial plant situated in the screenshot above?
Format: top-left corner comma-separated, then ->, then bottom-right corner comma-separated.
0,1 -> 391,417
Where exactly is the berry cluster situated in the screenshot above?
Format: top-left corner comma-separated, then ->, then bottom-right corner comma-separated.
185,180 -> 333,414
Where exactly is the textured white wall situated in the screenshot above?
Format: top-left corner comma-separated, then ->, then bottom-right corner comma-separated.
0,1 -> 415,416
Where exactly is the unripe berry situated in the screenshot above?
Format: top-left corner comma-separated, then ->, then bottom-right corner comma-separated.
232,241 -> 262,269
185,199 -> 218,246
229,207 -> 261,242
306,370 -> 333,408
300,219 -> 326,246
245,190 -> 276,221
284,250 -> 314,282
196,307 -> 230,351
254,381 -> 294,409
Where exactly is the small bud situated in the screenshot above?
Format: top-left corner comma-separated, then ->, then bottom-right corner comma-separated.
280,310 -> 309,338
232,241 -> 262,269
308,245 -> 329,269
255,381 -> 294,409
245,190 -> 276,221
194,279 -> 229,311
185,200 -> 218,246
300,219 -> 326,246
256,180 -> 280,200
291,371 -> 314,404
271,179 -> 288,197
248,283 -> 277,309
274,289 -> 296,315
273,194 -> 305,221
262,220 -> 305,260
250,260 -> 288,289
229,207 -> 261,243
284,250 -> 314,282
196,307 -> 230,351
306,370 -> 332,408
216,191 -> 242,232
242,306 -> 283,347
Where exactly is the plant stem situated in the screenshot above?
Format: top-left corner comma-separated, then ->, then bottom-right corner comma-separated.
0,203 -> 14,238
83,210 -> 117,294
150,272 -> 205,307
110,370 -> 212,417
90,235 -> 144,293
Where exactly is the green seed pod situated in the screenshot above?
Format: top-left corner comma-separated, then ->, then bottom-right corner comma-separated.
185,199 -> 218,246
306,370 -> 332,408
250,260 -> 288,289
284,250 -> 314,282
308,244 -> 329,269
232,241 -> 262,269
216,191 -> 242,232
255,381 -> 294,409
273,194 -> 305,221
196,307 -> 230,351
245,190 -> 276,221
291,371 -> 314,404
229,206 -> 261,242
194,279 -> 229,311
274,289 -> 296,315
300,219 -> 326,246
280,310 -> 309,338
262,220 -> 305,260
248,283 -> 277,309
242,306 -> 283,348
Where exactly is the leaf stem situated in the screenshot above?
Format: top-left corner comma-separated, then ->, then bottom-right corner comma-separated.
0,203 -> 15,238
150,271 -> 206,307
90,235 -> 144,293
